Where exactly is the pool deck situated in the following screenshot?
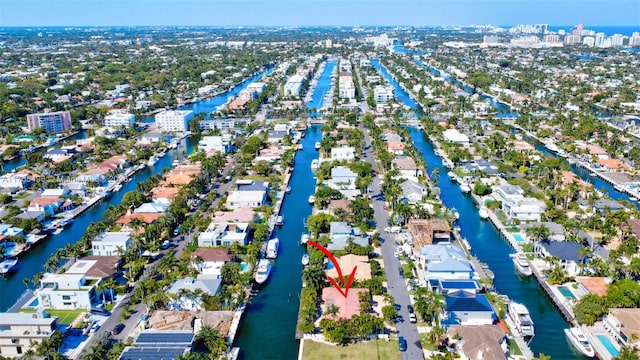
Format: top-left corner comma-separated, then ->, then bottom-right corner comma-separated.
585,323 -> 621,360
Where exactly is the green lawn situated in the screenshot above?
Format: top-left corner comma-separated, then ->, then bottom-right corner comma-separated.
302,339 -> 401,360
508,337 -> 523,356
41,309 -> 85,325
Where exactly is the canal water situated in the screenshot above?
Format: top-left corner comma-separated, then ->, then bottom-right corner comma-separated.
374,58 -> 577,358
306,60 -> 337,114
3,131 -> 88,172
0,70 -> 272,312
235,125 -> 321,359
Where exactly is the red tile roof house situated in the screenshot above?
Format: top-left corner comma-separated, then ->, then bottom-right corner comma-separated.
321,287 -> 369,320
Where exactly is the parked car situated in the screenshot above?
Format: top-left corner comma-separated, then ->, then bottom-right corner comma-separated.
398,336 -> 407,351
407,304 -> 414,314
112,323 -> 125,335
409,313 -> 417,323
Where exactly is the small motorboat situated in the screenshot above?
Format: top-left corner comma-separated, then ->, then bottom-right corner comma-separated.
479,206 -> 489,219
286,186 -> 291,193
302,254 -> 310,266
301,234 -> 309,244
308,195 -> 315,204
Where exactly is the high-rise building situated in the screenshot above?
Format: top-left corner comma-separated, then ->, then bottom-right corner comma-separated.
483,35 -> 499,44
26,110 -> 72,133
155,110 -> 194,132
573,24 -> 584,36
564,34 -> 582,45
611,34 -> 625,47
629,32 -> 640,47
543,34 -> 561,43
583,36 -> 595,47
104,110 -> 136,128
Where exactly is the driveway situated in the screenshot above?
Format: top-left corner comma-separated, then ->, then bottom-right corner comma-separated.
361,124 -> 424,360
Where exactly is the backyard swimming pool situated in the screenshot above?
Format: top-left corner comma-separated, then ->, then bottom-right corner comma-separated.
512,233 -> 525,243
558,286 -> 577,300
597,335 -> 620,356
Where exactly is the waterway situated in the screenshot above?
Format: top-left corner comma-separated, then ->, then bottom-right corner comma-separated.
0,69 -> 272,312
306,60 -> 337,114
235,125 -> 320,359
373,58 -> 576,358
3,131 -> 88,172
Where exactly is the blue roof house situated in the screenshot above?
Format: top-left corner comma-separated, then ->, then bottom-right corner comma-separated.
443,290 -> 496,327
419,244 -> 475,281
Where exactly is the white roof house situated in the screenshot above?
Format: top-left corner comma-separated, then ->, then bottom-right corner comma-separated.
225,180 -> 269,209
197,222 -> 250,247
0,312 -> 59,357
329,166 -> 358,190
419,244 -> 475,281
198,135 -> 230,154
167,276 -> 222,311
91,231 -> 132,256
104,110 -> 135,128
330,147 -> 356,161
492,185 -> 546,222
442,129 -> 470,147
37,273 -> 99,310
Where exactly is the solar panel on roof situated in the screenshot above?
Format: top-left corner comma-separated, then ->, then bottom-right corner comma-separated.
119,346 -> 187,360
135,332 -> 195,346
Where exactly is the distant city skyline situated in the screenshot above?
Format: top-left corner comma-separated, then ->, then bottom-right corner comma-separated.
1,0 -> 639,28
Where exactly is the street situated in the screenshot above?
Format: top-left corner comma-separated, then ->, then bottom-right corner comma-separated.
361,123 -> 424,360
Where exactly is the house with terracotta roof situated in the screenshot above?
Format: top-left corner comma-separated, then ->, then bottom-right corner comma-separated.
164,172 -> 195,186
386,141 -> 406,155
190,248 -> 235,276
577,276 -> 608,297
66,256 -> 121,279
151,186 -> 181,205
27,197 -> 73,216
115,212 -> 163,233
321,287 -> 368,320
325,254 -> 372,282
597,158 -> 630,171
98,155 -> 129,171
583,144 -> 609,160
604,308 -> 640,353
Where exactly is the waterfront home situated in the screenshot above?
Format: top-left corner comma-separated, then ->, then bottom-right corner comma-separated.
28,197 -> 74,216
521,222 -> 566,242
190,248 -> 235,276
36,273 -> 100,310
119,331 -> 193,360
446,325 -> 509,360
491,185 -> 546,222
225,180 -> 269,209
76,167 -> 109,184
577,199 -> 626,214
399,178 -> 427,204
461,159 -> 499,175
408,219 -> 451,250
329,166 -> 358,190
213,206 -> 256,223
151,186 -> 181,205
0,312 -> 59,357
167,276 -> 222,311
419,244 -> 475,281
321,287 -> 369,320
139,132 -> 169,145
0,224 -> 24,238
116,212 -> 163,233
325,254 -> 372,282
443,128 -> 470,147
582,143 -> 609,160
538,240 -> 585,276
98,155 -> 130,171
198,135 -> 231,154
382,130 -> 403,143
66,256 -> 121,280
604,308 -> 640,350
135,202 -> 169,213
329,146 -> 356,161
267,131 -> 289,144
597,158 -> 630,171
430,279 -> 482,295
0,172 -> 33,190
393,156 -> 421,179
254,145 -> 284,163
577,277 -> 609,297
325,199 -> 352,216
44,147 -> 75,162
91,231 -> 132,256
443,291 -> 495,326
197,222 -> 249,247
41,187 -> 70,198
326,222 -> 369,251
14,210 -> 45,223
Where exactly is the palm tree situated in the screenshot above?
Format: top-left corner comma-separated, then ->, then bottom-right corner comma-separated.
196,324 -> 229,359
525,224 -> 550,256
614,347 -> 640,360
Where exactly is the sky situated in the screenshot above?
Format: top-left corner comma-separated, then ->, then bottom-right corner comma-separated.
1,0 -> 639,27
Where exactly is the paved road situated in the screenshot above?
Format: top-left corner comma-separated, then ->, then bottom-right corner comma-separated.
361,119 -> 424,360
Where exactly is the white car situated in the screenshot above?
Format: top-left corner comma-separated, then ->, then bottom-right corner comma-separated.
394,251 -> 399,259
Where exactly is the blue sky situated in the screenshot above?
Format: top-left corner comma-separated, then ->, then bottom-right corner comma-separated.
1,0 -> 639,27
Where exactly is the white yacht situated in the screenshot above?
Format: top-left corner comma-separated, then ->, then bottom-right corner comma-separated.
460,182 -> 471,193
285,186 -> 291,194
314,142 -> 321,150
478,206 -> 489,219
276,215 -> 284,226
0,258 -> 18,276
301,254 -> 310,266
508,301 -> 535,337
510,253 -> 533,276
308,195 -> 315,204
147,156 -> 158,167
310,159 -> 319,171
266,238 -> 280,259
301,234 -> 309,244
172,159 -> 180,166
254,259 -> 272,284
564,327 -> 595,358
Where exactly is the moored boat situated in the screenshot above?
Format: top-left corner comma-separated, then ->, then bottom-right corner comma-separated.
510,253 -> 533,276
0,258 -> 18,276
564,327 -> 595,358
147,156 -> 158,167
254,259 -> 272,284
266,238 -> 280,259
285,186 -> 291,194
478,206 -> 489,219
314,142 -> 321,150
311,159 -> 319,171
301,234 -> 309,244
308,195 -> 315,204
276,215 -> 284,226
460,182 -> 471,193
301,254 -> 310,266
508,301 -> 535,337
